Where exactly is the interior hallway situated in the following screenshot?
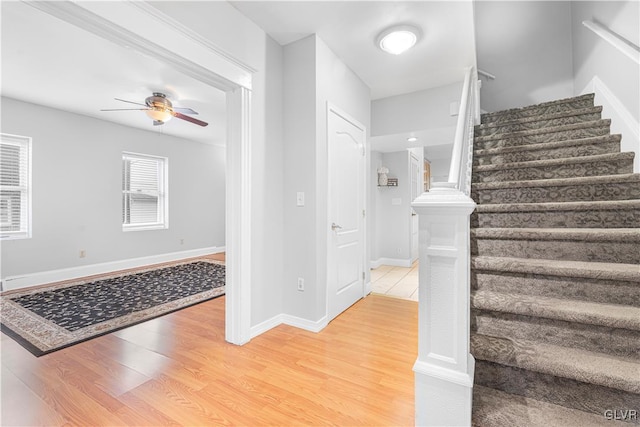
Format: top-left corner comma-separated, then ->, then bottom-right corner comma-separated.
371,262 -> 419,301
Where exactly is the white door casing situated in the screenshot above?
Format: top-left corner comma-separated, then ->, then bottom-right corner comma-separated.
28,1 -> 254,345
410,153 -> 420,263
327,103 -> 366,322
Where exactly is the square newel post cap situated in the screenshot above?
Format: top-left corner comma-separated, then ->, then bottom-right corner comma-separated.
412,183 -> 476,215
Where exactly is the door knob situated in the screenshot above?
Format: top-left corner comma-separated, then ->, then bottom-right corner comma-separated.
331,222 -> 343,231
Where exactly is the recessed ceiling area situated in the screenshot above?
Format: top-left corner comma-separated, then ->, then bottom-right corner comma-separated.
1,1 -> 226,146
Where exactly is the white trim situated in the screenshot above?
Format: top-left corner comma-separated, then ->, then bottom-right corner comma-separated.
582,20 -> 640,65
413,357 -> 475,388
1,246 -> 225,292
282,314 -> 328,333
250,313 -> 329,337
582,75 -> 640,173
364,280 -> 372,296
250,314 -> 283,338
225,87 -> 252,345
370,257 -> 412,268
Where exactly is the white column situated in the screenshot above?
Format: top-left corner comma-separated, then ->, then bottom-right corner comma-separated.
412,184 -> 476,427
225,86 -> 252,345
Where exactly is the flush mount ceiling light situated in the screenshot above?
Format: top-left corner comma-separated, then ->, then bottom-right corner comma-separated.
407,136 -> 418,142
377,25 -> 421,55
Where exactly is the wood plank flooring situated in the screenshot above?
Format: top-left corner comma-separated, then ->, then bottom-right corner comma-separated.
1,283 -> 417,426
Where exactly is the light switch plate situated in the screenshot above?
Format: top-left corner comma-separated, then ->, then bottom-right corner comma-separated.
296,192 -> 305,207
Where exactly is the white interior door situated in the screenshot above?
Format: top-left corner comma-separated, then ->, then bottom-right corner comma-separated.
327,104 -> 366,322
410,154 -> 420,263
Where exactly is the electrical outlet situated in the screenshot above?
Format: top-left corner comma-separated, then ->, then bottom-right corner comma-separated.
180,239 -> 184,245
79,250 -> 86,258
297,277 -> 304,291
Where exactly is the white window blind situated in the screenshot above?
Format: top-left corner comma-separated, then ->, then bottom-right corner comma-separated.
122,152 -> 168,231
0,134 -> 31,240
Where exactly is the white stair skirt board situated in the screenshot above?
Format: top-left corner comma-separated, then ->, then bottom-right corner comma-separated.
249,313 -> 329,339
1,246 -> 225,292
370,257 -> 412,269
582,76 -> 640,173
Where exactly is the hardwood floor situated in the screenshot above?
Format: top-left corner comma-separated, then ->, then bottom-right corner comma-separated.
1,289 -> 417,426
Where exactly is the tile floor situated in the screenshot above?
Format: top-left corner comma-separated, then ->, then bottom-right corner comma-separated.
370,261 -> 419,301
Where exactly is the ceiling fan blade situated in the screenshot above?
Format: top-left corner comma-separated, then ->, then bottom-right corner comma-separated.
172,111 -> 208,127
115,98 -> 147,107
173,107 -> 199,115
100,108 -> 150,111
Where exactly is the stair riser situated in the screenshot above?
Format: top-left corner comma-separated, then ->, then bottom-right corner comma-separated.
474,361 -> 640,422
472,271 -> 640,307
475,125 -> 610,150
472,180 -> 640,204
471,209 -> 640,229
472,158 -> 634,183
473,140 -> 620,165
481,98 -> 595,125
471,239 -> 640,264
472,310 -> 640,358
476,112 -> 602,137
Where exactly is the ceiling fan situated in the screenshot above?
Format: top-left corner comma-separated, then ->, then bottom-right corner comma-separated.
101,92 -> 208,127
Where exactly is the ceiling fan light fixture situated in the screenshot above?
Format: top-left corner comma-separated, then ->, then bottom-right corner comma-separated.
145,108 -> 172,123
377,25 -> 421,55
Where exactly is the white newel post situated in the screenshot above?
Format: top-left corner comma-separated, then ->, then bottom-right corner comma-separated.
412,184 -> 476,427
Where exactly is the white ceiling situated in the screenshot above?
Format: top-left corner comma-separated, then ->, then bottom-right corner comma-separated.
231,1 -> 476,100
1,1 -> 475,148
1,1 -> 227,146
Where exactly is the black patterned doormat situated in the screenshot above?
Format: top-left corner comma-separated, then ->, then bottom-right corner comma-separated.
1,260 -> 225,356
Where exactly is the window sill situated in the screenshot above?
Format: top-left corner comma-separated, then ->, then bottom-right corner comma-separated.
122,224 -> 168,232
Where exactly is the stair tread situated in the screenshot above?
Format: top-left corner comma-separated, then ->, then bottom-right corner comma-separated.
475,199 -> 640,212
475,119 -> 610,143
474,134 -> 621,156
471,333 -> 640,393
481,94 -> 595,122
472,385 -> 630,427
472,289 -> 640,331
472,173 -> 640,190
471,256 -> 640,282
471,227 -> 640,242
473,152 -> 634,172
477,106 -> 602,130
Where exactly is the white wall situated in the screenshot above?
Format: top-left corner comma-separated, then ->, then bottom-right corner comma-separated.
571,1 -> 640,172
374,151 -> 412,263
475,1 -> 575,113
371,82 -> 462,138
282,34 -> 370,323
1,97 -> 225,280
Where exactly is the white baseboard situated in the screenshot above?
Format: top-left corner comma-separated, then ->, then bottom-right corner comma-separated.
249,312 -> 328,339
282,314 -> 328,333
2,246 -> 225,292
370,257 -> 412,268
364,281 -> 372,296
582,76 -> 640,172
250,314 -> 283,338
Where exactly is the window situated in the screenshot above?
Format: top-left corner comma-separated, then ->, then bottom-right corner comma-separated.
122,152 -> 168,231
1,134 -> 31,240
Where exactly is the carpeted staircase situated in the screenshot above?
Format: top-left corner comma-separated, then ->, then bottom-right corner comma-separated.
469,93 -> 640,426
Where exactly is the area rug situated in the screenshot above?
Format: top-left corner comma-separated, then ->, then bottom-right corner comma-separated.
0,260 -> 225,356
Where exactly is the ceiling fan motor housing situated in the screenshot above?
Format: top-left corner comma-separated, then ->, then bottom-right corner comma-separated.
146,92 -> 172,112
